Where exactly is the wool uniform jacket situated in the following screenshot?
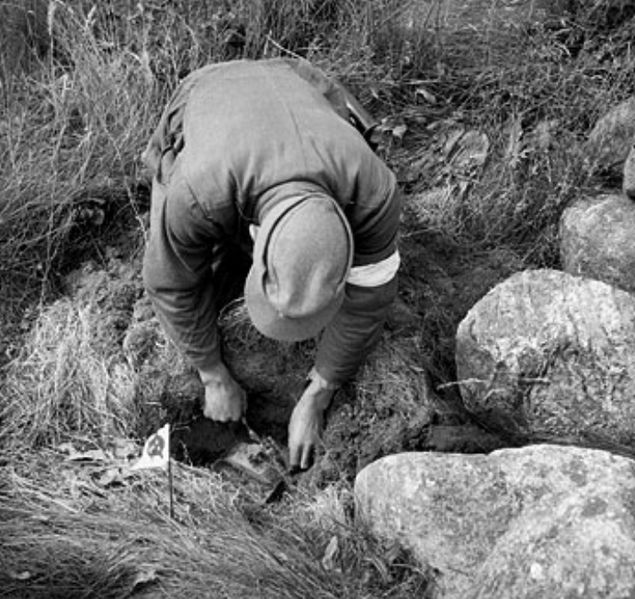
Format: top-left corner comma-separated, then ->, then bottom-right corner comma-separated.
142,58 -> 402,386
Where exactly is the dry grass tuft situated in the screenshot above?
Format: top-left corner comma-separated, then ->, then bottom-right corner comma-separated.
218,299 -> 265,353
0,449 -> 430,599
356,337 -> 435,418
1,298 -> 139,448
0,261 -> 188,450
0,2 -> 158,338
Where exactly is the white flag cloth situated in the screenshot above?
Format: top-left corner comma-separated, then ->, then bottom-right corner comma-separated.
347,250 -> 400,287
131,423 -> 170,471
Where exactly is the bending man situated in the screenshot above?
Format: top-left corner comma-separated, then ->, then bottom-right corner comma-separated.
142,58 -> 402,471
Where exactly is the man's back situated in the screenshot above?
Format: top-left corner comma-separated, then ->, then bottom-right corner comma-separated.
177,60 -> 394,229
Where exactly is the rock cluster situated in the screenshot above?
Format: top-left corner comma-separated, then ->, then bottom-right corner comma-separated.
357,17 -> 635,598
560,194 -> 635,293
453,95 -> 635,448
356,446 -> 635,598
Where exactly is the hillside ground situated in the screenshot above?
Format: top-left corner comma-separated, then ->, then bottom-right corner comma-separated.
2,1 -> 635,597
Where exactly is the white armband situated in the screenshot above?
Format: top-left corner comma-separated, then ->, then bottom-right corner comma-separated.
346,250 -> 400,287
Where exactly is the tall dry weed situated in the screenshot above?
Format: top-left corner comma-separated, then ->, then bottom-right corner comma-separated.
0,3 -> 156,323
1,298 -> 138,447
1,451 -> 430,598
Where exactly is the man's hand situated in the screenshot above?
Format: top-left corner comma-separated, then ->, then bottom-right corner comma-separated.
199,362 -> 246,422
288,372 -> 336,472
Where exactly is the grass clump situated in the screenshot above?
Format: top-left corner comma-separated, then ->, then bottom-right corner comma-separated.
0,2 -> 156,338
1,297 -> 138,448
1,451 -> 431,599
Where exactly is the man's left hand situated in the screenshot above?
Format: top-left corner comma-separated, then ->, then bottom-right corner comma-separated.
288,373 -> 336,472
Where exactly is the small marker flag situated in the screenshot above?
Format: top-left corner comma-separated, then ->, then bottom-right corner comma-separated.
131,423 -> 170,471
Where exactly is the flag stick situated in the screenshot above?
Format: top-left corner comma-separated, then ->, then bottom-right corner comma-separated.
168,456 -> 175,519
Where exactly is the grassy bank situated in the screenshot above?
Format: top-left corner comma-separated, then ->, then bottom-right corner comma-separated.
2,0 -> 633,314
2,1 -> 635,597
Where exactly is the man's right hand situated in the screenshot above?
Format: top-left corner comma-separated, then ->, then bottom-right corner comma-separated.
198,362 -> 246,422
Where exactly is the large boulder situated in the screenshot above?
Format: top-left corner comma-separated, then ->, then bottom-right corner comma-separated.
355,445 -> 635,599
560,194 -> 635,293
455,269 -> 635,447
585,96 -> 635,179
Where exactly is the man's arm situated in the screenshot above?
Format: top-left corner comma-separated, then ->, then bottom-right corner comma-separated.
142,167 -> 224,373
142,62 -> 234,374
315,178 -> 403,385
314,275 -> 399,384
143,166 -> 247,422
288,185 -> 402,470
288,272 -> 399,471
